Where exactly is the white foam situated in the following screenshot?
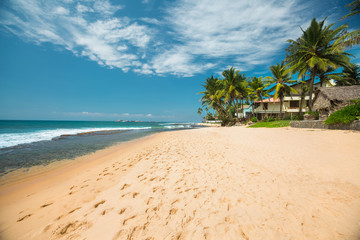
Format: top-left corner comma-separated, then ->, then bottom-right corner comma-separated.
0,127 -> 151,149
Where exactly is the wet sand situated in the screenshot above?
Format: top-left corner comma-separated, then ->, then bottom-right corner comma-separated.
0,127 -> 359,239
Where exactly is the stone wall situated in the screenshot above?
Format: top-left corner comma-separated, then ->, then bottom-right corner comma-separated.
290,120 -> 360,131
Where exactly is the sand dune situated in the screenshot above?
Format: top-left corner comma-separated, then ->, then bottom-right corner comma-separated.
0,127 -> 359,239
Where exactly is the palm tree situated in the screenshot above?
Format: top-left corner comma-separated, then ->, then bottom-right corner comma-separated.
197,107 -> 203,118
298,81 -> 310,116
247,76 -> 269,117
219,67 -> 246,120
198,76 -> 231,120
265,63 -> 297,118
335,63 -> 360,86
341,0 -> 360,19
286,18 -> 352,111
317,67 -> 336,87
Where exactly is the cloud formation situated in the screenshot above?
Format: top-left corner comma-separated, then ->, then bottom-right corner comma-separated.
0,0 -> 312,76
0,0 -> 149,72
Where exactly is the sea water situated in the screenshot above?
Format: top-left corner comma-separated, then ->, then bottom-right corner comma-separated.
0,120 -> 196,175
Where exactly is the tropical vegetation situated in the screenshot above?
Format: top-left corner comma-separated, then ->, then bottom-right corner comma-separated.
198,1 -> 359,126
248,120 -> 291,128
324,99 -> 360,124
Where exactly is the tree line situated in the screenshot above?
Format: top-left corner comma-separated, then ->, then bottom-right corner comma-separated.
198,1 -> 360,125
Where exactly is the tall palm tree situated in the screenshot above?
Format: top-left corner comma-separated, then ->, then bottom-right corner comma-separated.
265,63 -> 297,118
286,18 -> 352,111
219,67 -> 246,120
335,63 -> 360,86
247,76 -> 269,116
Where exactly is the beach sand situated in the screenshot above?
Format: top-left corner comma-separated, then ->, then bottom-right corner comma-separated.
0,126 -> 359,240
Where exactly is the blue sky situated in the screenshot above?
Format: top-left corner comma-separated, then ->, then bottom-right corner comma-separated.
0,0 -> 359,122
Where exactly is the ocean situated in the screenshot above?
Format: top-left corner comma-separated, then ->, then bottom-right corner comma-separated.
0,120 -> 197,176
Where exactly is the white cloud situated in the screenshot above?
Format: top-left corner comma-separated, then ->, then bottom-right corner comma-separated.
148,0 -> 310,75
0,0 -> 314,77
139,17 -> 161,25
0,0 -> 150,72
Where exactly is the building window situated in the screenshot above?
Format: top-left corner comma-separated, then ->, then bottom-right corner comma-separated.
290,100 -> 299,108
263,103 -> 268,110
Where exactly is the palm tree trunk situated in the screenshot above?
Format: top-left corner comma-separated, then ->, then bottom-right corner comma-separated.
308,67 -> 317,112
299,95 -> 304,116
233,99 -> 238,120
280,97 -> 283,119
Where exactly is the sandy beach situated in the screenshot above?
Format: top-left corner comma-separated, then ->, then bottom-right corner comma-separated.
0,126 -> 359,240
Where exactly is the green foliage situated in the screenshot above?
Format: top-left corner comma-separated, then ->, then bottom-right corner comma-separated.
335,63 -> 360,86
305,111 -> 319,119
248,120 -> 291,128
251,116 -> 258,122
205,112 -> 215,120
324,103 -> 360,125
292,115 -> 304,121
263,117 -> 275,122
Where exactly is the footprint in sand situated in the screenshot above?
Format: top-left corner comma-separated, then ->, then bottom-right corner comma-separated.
94,200 -> 106,208
118,208 -> 126,215
123,215 -> 136,225
17,214 -> 32,222
68,207 -> 81,214
132,192 -> 139,198
40,202 -> 53,208
120,183 -> 130,190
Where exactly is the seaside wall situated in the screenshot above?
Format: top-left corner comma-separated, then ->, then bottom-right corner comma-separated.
290,120 -> 360,131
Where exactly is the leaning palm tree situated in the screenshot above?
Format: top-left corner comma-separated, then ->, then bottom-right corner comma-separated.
198,76 -> 231,120
286,18 -> 352,111
265,63 -> 297,118
247,76 -> 269,116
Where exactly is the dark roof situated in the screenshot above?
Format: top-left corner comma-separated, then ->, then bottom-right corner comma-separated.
313,85 -> 360,110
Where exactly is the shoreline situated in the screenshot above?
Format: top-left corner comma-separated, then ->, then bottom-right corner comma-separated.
0,127 -> 359,239
0,132 -> 160,199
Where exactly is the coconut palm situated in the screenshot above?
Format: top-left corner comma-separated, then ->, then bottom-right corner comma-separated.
265,63 -> 297,118
341,0 -> 360,19
286,18 -> 352,111
335,63 -> 360,86
219,67 -> 247,120
317,67 -> 336,87
198,76 -> 231,120
247,76 -> 269,116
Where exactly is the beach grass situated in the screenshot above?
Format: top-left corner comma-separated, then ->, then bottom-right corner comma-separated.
248,120 -> 291,128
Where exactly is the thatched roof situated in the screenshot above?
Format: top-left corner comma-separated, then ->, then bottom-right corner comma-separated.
313,85 -> 360,111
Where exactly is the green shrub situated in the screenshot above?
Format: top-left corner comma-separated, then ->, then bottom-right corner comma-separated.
248,120 -> 291,128
283,115 -> 291,120
324,104 -> 360,125
263,117 -> 275,122
294,115 -> 304,121
305,111 -> 319,120
251,116 -> 258,122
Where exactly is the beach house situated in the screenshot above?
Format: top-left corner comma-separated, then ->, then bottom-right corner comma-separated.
253,80 -> 335,120
235,104 -> 252,119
